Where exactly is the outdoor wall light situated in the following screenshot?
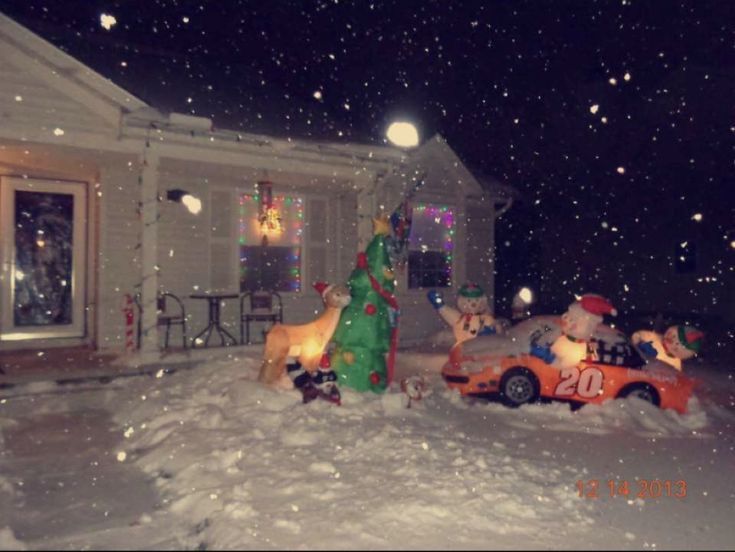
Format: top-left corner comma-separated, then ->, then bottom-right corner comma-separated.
511,287 -> 534,320
166,188 -> 202,215
386,121 -> 419,148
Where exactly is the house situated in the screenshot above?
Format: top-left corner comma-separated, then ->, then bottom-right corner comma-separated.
0,12 -> 515,362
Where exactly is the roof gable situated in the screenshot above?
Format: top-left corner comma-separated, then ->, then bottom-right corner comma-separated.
0,12 -> 147,130
409,134 -> 485,197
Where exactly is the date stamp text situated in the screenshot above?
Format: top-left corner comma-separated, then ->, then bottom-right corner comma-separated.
576,479 -> 687,499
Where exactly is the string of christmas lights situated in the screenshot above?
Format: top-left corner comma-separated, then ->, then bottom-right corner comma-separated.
239,191 -> 304,292
412,203 -> 455,285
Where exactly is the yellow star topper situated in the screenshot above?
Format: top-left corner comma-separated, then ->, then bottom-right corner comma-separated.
373,214 -> 391,236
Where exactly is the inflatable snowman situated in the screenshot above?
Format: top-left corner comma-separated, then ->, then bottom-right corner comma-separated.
459,293 -> 620,368
632,325 -> 704,371
427,283 -> 501,346
527,293 -> 618,369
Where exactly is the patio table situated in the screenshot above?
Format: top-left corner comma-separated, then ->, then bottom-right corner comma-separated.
190,291 -> 239,347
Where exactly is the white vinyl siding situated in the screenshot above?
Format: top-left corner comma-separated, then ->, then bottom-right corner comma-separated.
306,197 -> 329,285
209,189 -> 237,291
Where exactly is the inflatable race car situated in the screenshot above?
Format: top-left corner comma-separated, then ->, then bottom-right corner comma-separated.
441,316 -> 697,413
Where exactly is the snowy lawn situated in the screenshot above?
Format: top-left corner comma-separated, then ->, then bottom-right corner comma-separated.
1,348 -> 733,550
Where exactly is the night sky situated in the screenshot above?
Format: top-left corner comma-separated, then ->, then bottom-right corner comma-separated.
2,0 -> 733,322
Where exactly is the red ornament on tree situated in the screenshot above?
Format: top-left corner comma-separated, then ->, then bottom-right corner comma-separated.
356,252 -> 369,269
369,371 -> 381,385
364,303 -> 377,316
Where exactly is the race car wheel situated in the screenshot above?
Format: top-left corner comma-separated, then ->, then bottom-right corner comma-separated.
499,368 -> 540,407
617,383 -> 661,407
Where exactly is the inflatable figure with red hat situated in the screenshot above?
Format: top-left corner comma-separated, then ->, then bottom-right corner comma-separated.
527,293 -> 619,369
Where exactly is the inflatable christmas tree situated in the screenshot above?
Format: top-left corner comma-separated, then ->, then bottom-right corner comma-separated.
332,216 -> 399,392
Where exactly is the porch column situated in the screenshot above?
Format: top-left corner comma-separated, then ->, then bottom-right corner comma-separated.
453,190 -> 467,288
139,145 -> 160,357
356,173 -> 379,250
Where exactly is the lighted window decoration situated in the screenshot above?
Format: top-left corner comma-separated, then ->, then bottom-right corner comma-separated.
408,203 -> 454,289
256,181 -> 283,241
239,191 -> 303,293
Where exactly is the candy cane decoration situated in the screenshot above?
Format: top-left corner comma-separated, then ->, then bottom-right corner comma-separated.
122,293 -> 136,353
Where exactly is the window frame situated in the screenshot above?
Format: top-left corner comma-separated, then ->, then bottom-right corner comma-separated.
402,200 -> 456,292
237,190 -> 305,294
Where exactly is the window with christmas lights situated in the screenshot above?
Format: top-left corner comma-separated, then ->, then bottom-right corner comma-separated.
408,203 -> 454,289
239,192 -> 304,292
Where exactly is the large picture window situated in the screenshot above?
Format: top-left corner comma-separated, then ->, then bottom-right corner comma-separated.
408,203 -> 454,289
239,193 -> 303,292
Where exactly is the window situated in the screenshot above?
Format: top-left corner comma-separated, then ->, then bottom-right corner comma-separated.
408,203 -> 454,288
586,340 -> 645,369
239,193 -> 303,292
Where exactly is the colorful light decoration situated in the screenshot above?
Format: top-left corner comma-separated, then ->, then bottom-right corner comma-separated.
412,203 -> 454,285
256,181 -> 283,243
239,190 -> 303,292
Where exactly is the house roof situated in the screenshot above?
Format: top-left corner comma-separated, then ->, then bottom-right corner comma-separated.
0,11 -> 514,201
0,12 -> 147,114
378,134 -> 514,203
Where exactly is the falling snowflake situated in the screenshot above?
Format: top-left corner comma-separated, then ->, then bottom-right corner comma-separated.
616,166 -> 625,174
590,104 -> 600,114
100,14 -> 117,30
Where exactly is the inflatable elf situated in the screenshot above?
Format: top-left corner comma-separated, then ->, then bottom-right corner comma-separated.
632,325 -> 704,372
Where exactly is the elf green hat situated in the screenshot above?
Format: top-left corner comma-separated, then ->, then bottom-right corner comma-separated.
458,283 -> 485,298
677,325 -> 704,353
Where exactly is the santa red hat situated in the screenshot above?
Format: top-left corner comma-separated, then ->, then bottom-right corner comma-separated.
313,281 -> 334,299
578,294 -> 617,317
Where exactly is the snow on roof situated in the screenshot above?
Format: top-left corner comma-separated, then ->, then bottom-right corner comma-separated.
0,11 -> 147,113
0,12 -> 514,198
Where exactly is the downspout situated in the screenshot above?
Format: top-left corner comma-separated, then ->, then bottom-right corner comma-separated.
494,196 -> 514,219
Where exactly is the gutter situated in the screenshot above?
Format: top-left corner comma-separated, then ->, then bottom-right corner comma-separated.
494,197 -> 514,218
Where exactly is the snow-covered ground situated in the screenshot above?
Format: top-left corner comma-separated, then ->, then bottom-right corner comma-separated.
0,346 -> 733,550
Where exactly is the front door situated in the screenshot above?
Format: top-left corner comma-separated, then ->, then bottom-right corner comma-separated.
1,177 -> 87,341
